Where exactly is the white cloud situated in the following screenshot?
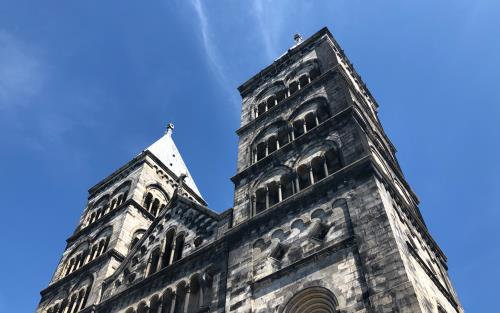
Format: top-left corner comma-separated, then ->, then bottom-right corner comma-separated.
189,1 -> 233,91
0,30 -> 46,109
253,0 -> 281,60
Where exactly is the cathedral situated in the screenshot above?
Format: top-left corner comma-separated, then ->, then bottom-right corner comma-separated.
37,28 -> 464,313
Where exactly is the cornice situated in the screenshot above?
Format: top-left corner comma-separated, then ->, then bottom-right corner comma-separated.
231,105 -> 353,185
88,153 -> 146,198
236,65 -> 340,136
40,249 -> 125,296
407,242 -> 458,309
66,199 -> 154,244
238,27 -> 331,97
227,155 -> 373,239
369,156 -> 446,261
252,236 -> 355,288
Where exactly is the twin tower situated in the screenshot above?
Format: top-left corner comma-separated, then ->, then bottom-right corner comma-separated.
37,28 -> 463,313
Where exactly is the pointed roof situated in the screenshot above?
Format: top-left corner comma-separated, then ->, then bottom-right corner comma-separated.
144,123 -> 203,199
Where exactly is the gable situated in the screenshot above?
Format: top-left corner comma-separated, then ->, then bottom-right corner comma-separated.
101,194 -> 220,300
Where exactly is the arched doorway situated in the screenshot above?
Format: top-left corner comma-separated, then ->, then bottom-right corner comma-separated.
283,287 -> 337,313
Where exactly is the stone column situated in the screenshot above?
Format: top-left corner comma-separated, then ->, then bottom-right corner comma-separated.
183,289 -> 191,313
251,195 -> 256,216
169,242 -> 177,265
265,186 -> 270,211
278,183 -> 283,202
294,171 -> 300,192
67,296 -> 77,313
323,158 -> 329,177
309,166 -> 315,185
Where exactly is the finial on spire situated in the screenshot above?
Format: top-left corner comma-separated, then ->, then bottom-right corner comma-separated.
165,122 -> 174,135
294,33 -> 303,45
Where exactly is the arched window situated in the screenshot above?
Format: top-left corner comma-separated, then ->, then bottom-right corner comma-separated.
173,284 -> 187,313
268,182 -> 280,207
257,102 -> 266,116
297,164 -> 311,190
117,194 -> 124,205
201,272 -> 214,309
148,248 -> 161,276
102,202 -> 110,214
311,156 -> 327,182
188,276 -> 202,313
89,244 -> 98,262
151,198 -> 160,216
299,74 -> 309,89
304,112 -> 317,131
161,229 -> 176,268
267,95 -> 276,109
65,258 -> 74,276
173,235 -> 185,262
130,229 -> 145,250
309,67 -> 321,81
137,301 -> 148,313
283,287 -> 337,313
255,187 -> 267,214
317,105 -> 329,124
293,119 -> 305,138
150,295 -> 161,313
325,148 -> 342,174
289,81 -> 299,95
267,136 -> 278,154
144,193 -> 153,210
256,142 -> 267,161
278,128 -> 289,147
276,89 -> 286,103
280,174 -> 294,200
74,289 -> 86,312
161,290 -> 174,313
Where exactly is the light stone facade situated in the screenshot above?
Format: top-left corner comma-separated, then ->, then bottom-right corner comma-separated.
37,28 -> 464,313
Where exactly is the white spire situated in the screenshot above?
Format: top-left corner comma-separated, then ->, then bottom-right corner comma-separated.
144,123 -> 203,199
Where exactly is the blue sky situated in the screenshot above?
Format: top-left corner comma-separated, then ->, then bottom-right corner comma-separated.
0,1 -> 498,312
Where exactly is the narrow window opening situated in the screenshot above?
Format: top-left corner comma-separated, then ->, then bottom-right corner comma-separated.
311,156 -> 327,182
255,188 -> 267,214
325,149 -> 342,174
278,128 -> 289,147
304,112 -> 317,131
297,164 -> 311,189
280,174 -> 294,200
172,235 -> 185,262
299,75 -> 309,88
293,120 -> 305,138
256,142 -> 267,161
309,67 -> 321,81
267,136 -> 278,154
268,182 -> 280,207
289,81 -> 299,95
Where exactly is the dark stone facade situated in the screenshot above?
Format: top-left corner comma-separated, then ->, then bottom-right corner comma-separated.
37,27 -> 464,313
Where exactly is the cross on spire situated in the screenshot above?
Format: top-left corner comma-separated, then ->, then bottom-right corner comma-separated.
294,33 -> 303,45
165,122 -> 174,135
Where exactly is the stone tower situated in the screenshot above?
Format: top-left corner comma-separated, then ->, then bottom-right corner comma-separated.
37,27 -> 463,313
37,126 -> 206,313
